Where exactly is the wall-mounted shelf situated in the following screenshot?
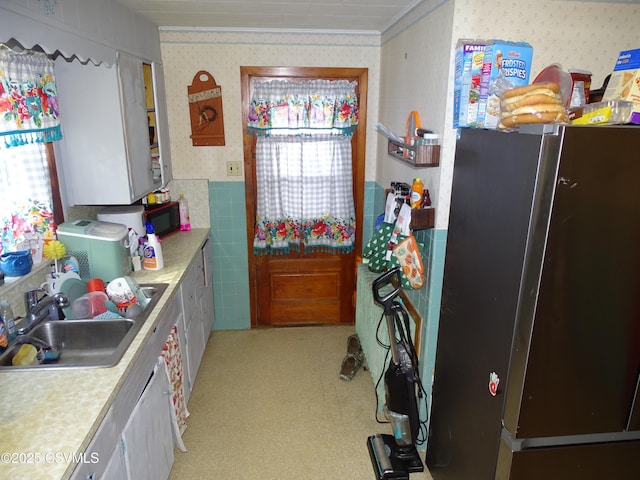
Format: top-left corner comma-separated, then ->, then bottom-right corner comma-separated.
411,207 -> 435,230
388,138 -> 440,167
385,189 -> 435,231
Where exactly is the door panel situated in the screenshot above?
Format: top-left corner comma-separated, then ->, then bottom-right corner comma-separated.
258,256 -> 348,325
241,67 -> 367,327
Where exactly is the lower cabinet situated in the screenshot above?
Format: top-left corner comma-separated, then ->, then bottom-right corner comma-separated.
71,294 -> 181,480
181,238 -> 214,402
70,237 -> 214,480
121,360 -> 174,480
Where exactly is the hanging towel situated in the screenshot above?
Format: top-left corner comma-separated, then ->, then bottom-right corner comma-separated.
161,324 -> 190,452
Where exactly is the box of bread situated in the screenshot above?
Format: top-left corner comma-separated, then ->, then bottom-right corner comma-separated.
602,48 -> 640,124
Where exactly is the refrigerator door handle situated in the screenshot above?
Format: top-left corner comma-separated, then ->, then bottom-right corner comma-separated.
626,367 -> 640,431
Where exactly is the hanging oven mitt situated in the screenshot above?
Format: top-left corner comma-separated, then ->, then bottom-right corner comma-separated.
392,233 -> 425,289
362,192 -> 398,273
387,204 -> 425,289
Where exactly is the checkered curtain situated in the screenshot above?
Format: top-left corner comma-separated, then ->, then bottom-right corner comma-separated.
253,134 -> 355,255
0,142 -> 55,256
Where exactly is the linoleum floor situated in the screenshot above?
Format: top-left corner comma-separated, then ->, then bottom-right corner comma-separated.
168,325 -> 433,480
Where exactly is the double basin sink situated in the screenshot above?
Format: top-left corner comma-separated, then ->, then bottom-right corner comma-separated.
0,283 -> 168,370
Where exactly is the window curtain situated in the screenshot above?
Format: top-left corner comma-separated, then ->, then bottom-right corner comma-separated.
249,79 -> 358,256
253,134 -> 356,255
0,142 -> 55,258
248,79 -> 358,134
0,48 -> 60,258
0,48 -> 62,147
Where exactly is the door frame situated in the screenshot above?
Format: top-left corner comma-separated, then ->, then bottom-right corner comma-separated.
240,66 -> 368,328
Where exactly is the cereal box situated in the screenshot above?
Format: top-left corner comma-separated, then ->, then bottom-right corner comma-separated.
453,39 -> 486,128
602,48 -> 640,124
476,40 -> 534,129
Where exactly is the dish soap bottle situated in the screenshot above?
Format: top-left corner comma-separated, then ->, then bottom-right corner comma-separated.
0,300 -> 16,343
143,222 -> 164,271
410,177 -> 424,209
178,193 -> 191,231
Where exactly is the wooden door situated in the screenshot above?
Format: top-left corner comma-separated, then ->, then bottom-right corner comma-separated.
241,67 -> 367,327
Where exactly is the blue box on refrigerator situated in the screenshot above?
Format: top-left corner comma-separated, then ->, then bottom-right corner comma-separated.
453,39 -> 486,128
476,40 -> 534,129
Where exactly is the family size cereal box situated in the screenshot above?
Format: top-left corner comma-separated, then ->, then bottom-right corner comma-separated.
453,39 -> 486,128
602,48 -> 640,124
476,40 -> 534,129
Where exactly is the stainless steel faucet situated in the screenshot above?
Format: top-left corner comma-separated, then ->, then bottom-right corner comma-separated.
17,290 -> 69,336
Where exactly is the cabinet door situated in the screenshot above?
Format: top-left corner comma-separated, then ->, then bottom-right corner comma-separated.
122,361 -> 174,480
54,58 -> 131,205
117,51 -> 159,200
152,62 -> 173,184
185,310 -> 206,393
100,441 -> 127,480
70,406 -> 118,480
201,239 -> 215,333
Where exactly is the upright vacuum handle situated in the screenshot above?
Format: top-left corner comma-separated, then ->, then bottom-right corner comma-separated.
372,267 -> 402,315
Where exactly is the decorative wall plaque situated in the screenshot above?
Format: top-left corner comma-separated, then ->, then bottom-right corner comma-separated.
187,70 -> 225,146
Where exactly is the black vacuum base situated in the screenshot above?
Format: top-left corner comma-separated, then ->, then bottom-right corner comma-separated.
367,434 -> 424,480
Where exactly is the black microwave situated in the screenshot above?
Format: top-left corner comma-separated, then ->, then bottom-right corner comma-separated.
145,201 -> 180,237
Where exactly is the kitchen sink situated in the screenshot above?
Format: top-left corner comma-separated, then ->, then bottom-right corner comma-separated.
0,283 -> 168,370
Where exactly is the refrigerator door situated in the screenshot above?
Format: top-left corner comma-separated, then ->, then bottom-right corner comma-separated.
426,128 -> 556,479
503,126 -> 640,440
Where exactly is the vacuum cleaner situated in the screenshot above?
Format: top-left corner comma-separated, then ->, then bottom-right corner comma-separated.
367,267 -> 424,480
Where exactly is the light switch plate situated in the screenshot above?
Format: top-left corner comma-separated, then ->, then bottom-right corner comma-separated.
226,161 -> 242,176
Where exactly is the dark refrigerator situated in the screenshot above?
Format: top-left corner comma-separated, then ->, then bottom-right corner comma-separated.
426,125 -> 640,479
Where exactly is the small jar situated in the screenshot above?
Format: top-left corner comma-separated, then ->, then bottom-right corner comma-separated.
422,133 -> 439,145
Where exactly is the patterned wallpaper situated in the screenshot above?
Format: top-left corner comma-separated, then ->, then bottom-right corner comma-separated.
378,0 -> 640,229
158,0 -> 640,227
158,30 -> 381,182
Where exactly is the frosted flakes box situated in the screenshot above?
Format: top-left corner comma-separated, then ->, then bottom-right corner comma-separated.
602,48 -> 640,124
453,39 -> 486,128
476,40 -> 534,129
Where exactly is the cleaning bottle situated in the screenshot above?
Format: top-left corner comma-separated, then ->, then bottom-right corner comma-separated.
0,310 -> 8,353
410,177 -> 424,209
143,222 -> 164,271
178,193 -> 191,231
0,300 -> 16,343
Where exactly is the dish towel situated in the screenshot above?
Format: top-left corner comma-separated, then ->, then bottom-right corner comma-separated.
161,324 -> 190,452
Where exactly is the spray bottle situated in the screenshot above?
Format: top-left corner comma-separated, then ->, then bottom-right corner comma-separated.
143,222 -> 164,271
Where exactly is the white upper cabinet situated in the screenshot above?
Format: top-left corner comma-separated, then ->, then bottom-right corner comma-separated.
55,51 -> 172,205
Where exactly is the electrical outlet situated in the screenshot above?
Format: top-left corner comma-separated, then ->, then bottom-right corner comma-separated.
226,161 -> 242,176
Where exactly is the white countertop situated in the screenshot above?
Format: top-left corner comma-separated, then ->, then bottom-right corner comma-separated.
0,229 -> 210,480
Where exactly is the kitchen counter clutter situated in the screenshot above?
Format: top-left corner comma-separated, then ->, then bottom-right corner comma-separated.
0,228 -> 212,480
